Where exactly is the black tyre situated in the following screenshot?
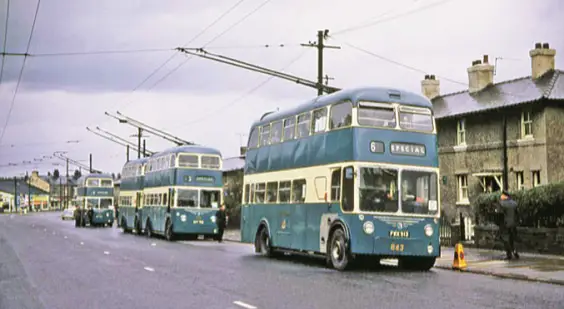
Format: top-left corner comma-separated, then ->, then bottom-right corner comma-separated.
256,227 -> 275,257
165,220 -> 175,241
328,228 -> 351,271
145,220 -> 153,238
121,218 -> 130,233
135,217 -> 142,235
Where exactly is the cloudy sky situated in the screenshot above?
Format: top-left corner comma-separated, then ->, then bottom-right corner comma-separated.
0,0 -> 562,177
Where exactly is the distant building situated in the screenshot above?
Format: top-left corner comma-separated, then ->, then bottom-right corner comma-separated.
222,147 -> 246,203
0,179 -> 50,212
421,42 -> 564,224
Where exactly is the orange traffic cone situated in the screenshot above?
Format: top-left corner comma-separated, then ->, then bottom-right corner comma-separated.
452,243 -> 468,270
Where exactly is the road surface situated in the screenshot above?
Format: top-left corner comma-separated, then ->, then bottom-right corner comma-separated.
0,213 -> 562,309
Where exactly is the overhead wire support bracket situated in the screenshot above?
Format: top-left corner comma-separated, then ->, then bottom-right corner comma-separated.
95,126 -> 155,156
53,151 -> 101,174
104,111 -> 194,146
174,47 -> 341,95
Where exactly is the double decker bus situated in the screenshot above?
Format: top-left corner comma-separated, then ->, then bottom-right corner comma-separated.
240,86 -> 440,271
75,173 -> 115,228
118,157 -> 147,234
141,145 -> 224,241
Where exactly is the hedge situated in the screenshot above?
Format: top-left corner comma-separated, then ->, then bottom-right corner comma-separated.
472,182 -> 564,228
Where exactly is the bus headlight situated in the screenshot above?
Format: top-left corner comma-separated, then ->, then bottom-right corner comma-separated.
210,215 -> 216,223
180,215 -> 187,222
363,221 -> 374,234
424,224 -> 433,237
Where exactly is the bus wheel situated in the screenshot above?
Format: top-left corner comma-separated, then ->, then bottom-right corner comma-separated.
121,218 -> 129,233
329,228 -> 350,271
399,257 -> 436,271
145,221 -> 153,238
257,227 -> 273,257
165,220 -> 175,241
135,217 -> 142,235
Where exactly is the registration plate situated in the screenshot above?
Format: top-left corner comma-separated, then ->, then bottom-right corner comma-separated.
389,230 -> 409,238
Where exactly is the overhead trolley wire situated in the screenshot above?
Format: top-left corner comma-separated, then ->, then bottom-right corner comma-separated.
331,0 -> 459,36
97,0 -> 251,120
0,0 -> 10,85
0,0 -> 42,147
113,0 -> 276,114
178,48 -> 311,128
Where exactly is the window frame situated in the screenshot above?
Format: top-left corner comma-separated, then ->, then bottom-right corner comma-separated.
457,118 -> 466,145
329,101 -> 353,130
457,175 -> 469,203
521,111 -> 533,138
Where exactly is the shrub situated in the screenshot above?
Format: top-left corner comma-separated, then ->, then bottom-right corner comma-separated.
472,182 -> 564,228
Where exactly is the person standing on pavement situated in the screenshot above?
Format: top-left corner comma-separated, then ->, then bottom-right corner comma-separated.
497,191 -> 520,260
215,204 -> 228,243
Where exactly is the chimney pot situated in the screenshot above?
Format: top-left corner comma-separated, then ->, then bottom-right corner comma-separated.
529,42 -> 556,79
467,56 -> 494,93
421,74 -> 440,100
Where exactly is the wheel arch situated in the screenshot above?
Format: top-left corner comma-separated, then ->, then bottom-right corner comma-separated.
254,218 -> 272,253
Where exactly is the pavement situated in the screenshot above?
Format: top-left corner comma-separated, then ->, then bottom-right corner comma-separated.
223,229 -> 564,286
1,213 -> 564,309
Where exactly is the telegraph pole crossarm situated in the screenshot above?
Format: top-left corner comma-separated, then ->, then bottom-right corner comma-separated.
53,151 -> 102,174
86,127 -> 143,154
175,47 -> 341,95
301,29 -> 341,96
94,126 -> 155,155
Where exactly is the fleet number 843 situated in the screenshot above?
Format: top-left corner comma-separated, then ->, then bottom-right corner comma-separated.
390,243 -> 404,251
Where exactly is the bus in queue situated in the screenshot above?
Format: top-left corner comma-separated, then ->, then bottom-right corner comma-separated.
141,145 -> 224,241
240,86 -> 440,271
118,157 -> 147,235
75,173 -> 115,228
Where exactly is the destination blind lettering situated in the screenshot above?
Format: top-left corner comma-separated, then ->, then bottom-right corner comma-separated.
390,142 -> 426,156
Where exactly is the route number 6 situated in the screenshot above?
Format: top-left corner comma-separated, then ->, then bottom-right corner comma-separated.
370,141 -> 380,153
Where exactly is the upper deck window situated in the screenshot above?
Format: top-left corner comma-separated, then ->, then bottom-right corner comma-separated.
260,124 -> 271,146
87,179 -> 99,187
271,121 -> 283,144
178,154 -> 199,168
296,112 -> 311,138
201,156 -> 220,169
311,108 -> 327,134
330,101 -> 352,129
357,102 -> 396,128
101,179 -> 113,187
283,117 -> 295,141
248,127 -> 259,148
398,106 -> 434,132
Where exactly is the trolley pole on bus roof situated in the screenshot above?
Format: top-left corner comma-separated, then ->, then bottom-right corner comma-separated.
301,30 -> 340,96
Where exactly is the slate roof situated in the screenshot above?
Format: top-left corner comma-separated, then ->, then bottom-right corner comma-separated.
0,180 -> 50,195
222,156 -> 245,172
47,176 -> 78,186
432,70 -> 564,119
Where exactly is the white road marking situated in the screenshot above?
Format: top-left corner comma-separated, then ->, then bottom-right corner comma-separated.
144,267 -> 155,272
52,232 -> 56,235
64,236 -> 68,239
44,229 -> 47,232
104,251 -> 110,255
80,242 -> 84,245
233,301 -> 257,309
151,243 -> 156,247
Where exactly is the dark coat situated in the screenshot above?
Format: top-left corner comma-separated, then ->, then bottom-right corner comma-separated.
215,209 -> 227,228
497,198 -> 519,228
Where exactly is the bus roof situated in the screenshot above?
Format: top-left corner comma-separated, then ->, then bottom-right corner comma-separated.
124,157 -> 148,166
251,86 -> 433,127
154,145 -> 222,157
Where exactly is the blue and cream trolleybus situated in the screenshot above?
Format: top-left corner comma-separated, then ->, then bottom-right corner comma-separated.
118,157 -> 147,235
240,86 -> 440,271
141,145 -> 224,241
75,173 -> 115,228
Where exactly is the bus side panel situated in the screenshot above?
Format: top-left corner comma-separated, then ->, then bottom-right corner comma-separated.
289,204 -> 305,249
240,205 -> 253,243
303,203 -> 333,252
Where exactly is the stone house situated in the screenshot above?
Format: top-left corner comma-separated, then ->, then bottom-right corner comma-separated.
421,42 -> 564,229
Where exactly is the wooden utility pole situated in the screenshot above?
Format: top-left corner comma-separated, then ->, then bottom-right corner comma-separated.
301,30 -> 341,96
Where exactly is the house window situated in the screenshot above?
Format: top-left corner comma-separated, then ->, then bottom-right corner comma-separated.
532,171 -> 540,187
521,111 -> 533,138
457,175 -> 468,203
457,118 -> 466,145
516,172 -> 524,190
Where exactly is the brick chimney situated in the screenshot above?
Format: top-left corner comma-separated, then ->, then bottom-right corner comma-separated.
467,55 -> 494,93
530,42 -> 556,79
421,74 -> 440,100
